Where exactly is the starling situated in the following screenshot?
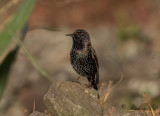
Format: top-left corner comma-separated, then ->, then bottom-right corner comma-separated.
66,29 -> 99,90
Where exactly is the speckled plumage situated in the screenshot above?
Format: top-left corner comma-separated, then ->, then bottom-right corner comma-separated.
66,29 -> 99,90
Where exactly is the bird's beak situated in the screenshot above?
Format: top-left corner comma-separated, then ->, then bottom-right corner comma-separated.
66,33 -> 74,37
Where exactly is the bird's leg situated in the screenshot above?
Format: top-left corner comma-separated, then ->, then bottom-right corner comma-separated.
76,76 -> 81,83
85,76 -> 93,89
72,76 -> 81,83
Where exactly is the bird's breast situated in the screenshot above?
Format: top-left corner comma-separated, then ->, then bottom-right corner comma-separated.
70,50 -> 88,59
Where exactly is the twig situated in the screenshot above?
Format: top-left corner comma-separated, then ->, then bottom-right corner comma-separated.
33,97 -> 36,112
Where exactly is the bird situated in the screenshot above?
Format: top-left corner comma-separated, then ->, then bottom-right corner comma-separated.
66,29 -> 99,90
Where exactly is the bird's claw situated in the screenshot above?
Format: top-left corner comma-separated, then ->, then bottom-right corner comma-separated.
85,84 -> 92,89
76,81 -> 81,84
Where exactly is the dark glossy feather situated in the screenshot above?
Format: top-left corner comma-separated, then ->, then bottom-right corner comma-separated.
67,29 -> 99,90
91,46 -> 99,85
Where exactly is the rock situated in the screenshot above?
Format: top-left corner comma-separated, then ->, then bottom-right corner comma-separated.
43,81 -> 102,116
123,111 -> 148,116
29,111 -> 49,116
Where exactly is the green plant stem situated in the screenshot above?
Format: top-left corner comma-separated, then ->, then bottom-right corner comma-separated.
15,36 -> 52,82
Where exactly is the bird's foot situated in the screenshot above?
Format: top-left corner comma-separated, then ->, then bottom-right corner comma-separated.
76,76 -> 81,83
72,80 -> 81,84
85,84 -> 92,89
73,76 -> 81,84
75,80 -> 81,84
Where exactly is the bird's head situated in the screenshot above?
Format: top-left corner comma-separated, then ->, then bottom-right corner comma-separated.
66,29 -> 91,50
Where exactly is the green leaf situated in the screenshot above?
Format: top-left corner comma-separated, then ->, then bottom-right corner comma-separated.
0,47 -> 19,99
0,0 -> 36,56
0,0 -> 36,99
0,23 -> 28,99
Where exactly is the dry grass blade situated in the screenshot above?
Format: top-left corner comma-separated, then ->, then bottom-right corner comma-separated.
149,103 -> 155,116
33,97 -> 36,112
143,94 -> 156,116
101,73 -> 123,104
0,0 -> 36,56
38,0 -> 83,7
0,0 -> 21,15
28,25 -> 60,31
102,80 -> 113,104
154,109 -> 160,116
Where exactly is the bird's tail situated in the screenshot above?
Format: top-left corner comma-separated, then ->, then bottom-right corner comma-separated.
92,82 -> 98,90
87,76 -> 98,90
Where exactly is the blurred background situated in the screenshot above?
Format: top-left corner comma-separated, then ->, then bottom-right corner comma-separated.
0,0 -> 160,115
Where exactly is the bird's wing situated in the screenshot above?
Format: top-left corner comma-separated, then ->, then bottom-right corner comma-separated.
91,46 -> 99,84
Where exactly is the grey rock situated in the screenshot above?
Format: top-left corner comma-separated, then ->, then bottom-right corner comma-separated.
123,111 -> 150,116
29,111 -> 49,116
43,81 -> 102,116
